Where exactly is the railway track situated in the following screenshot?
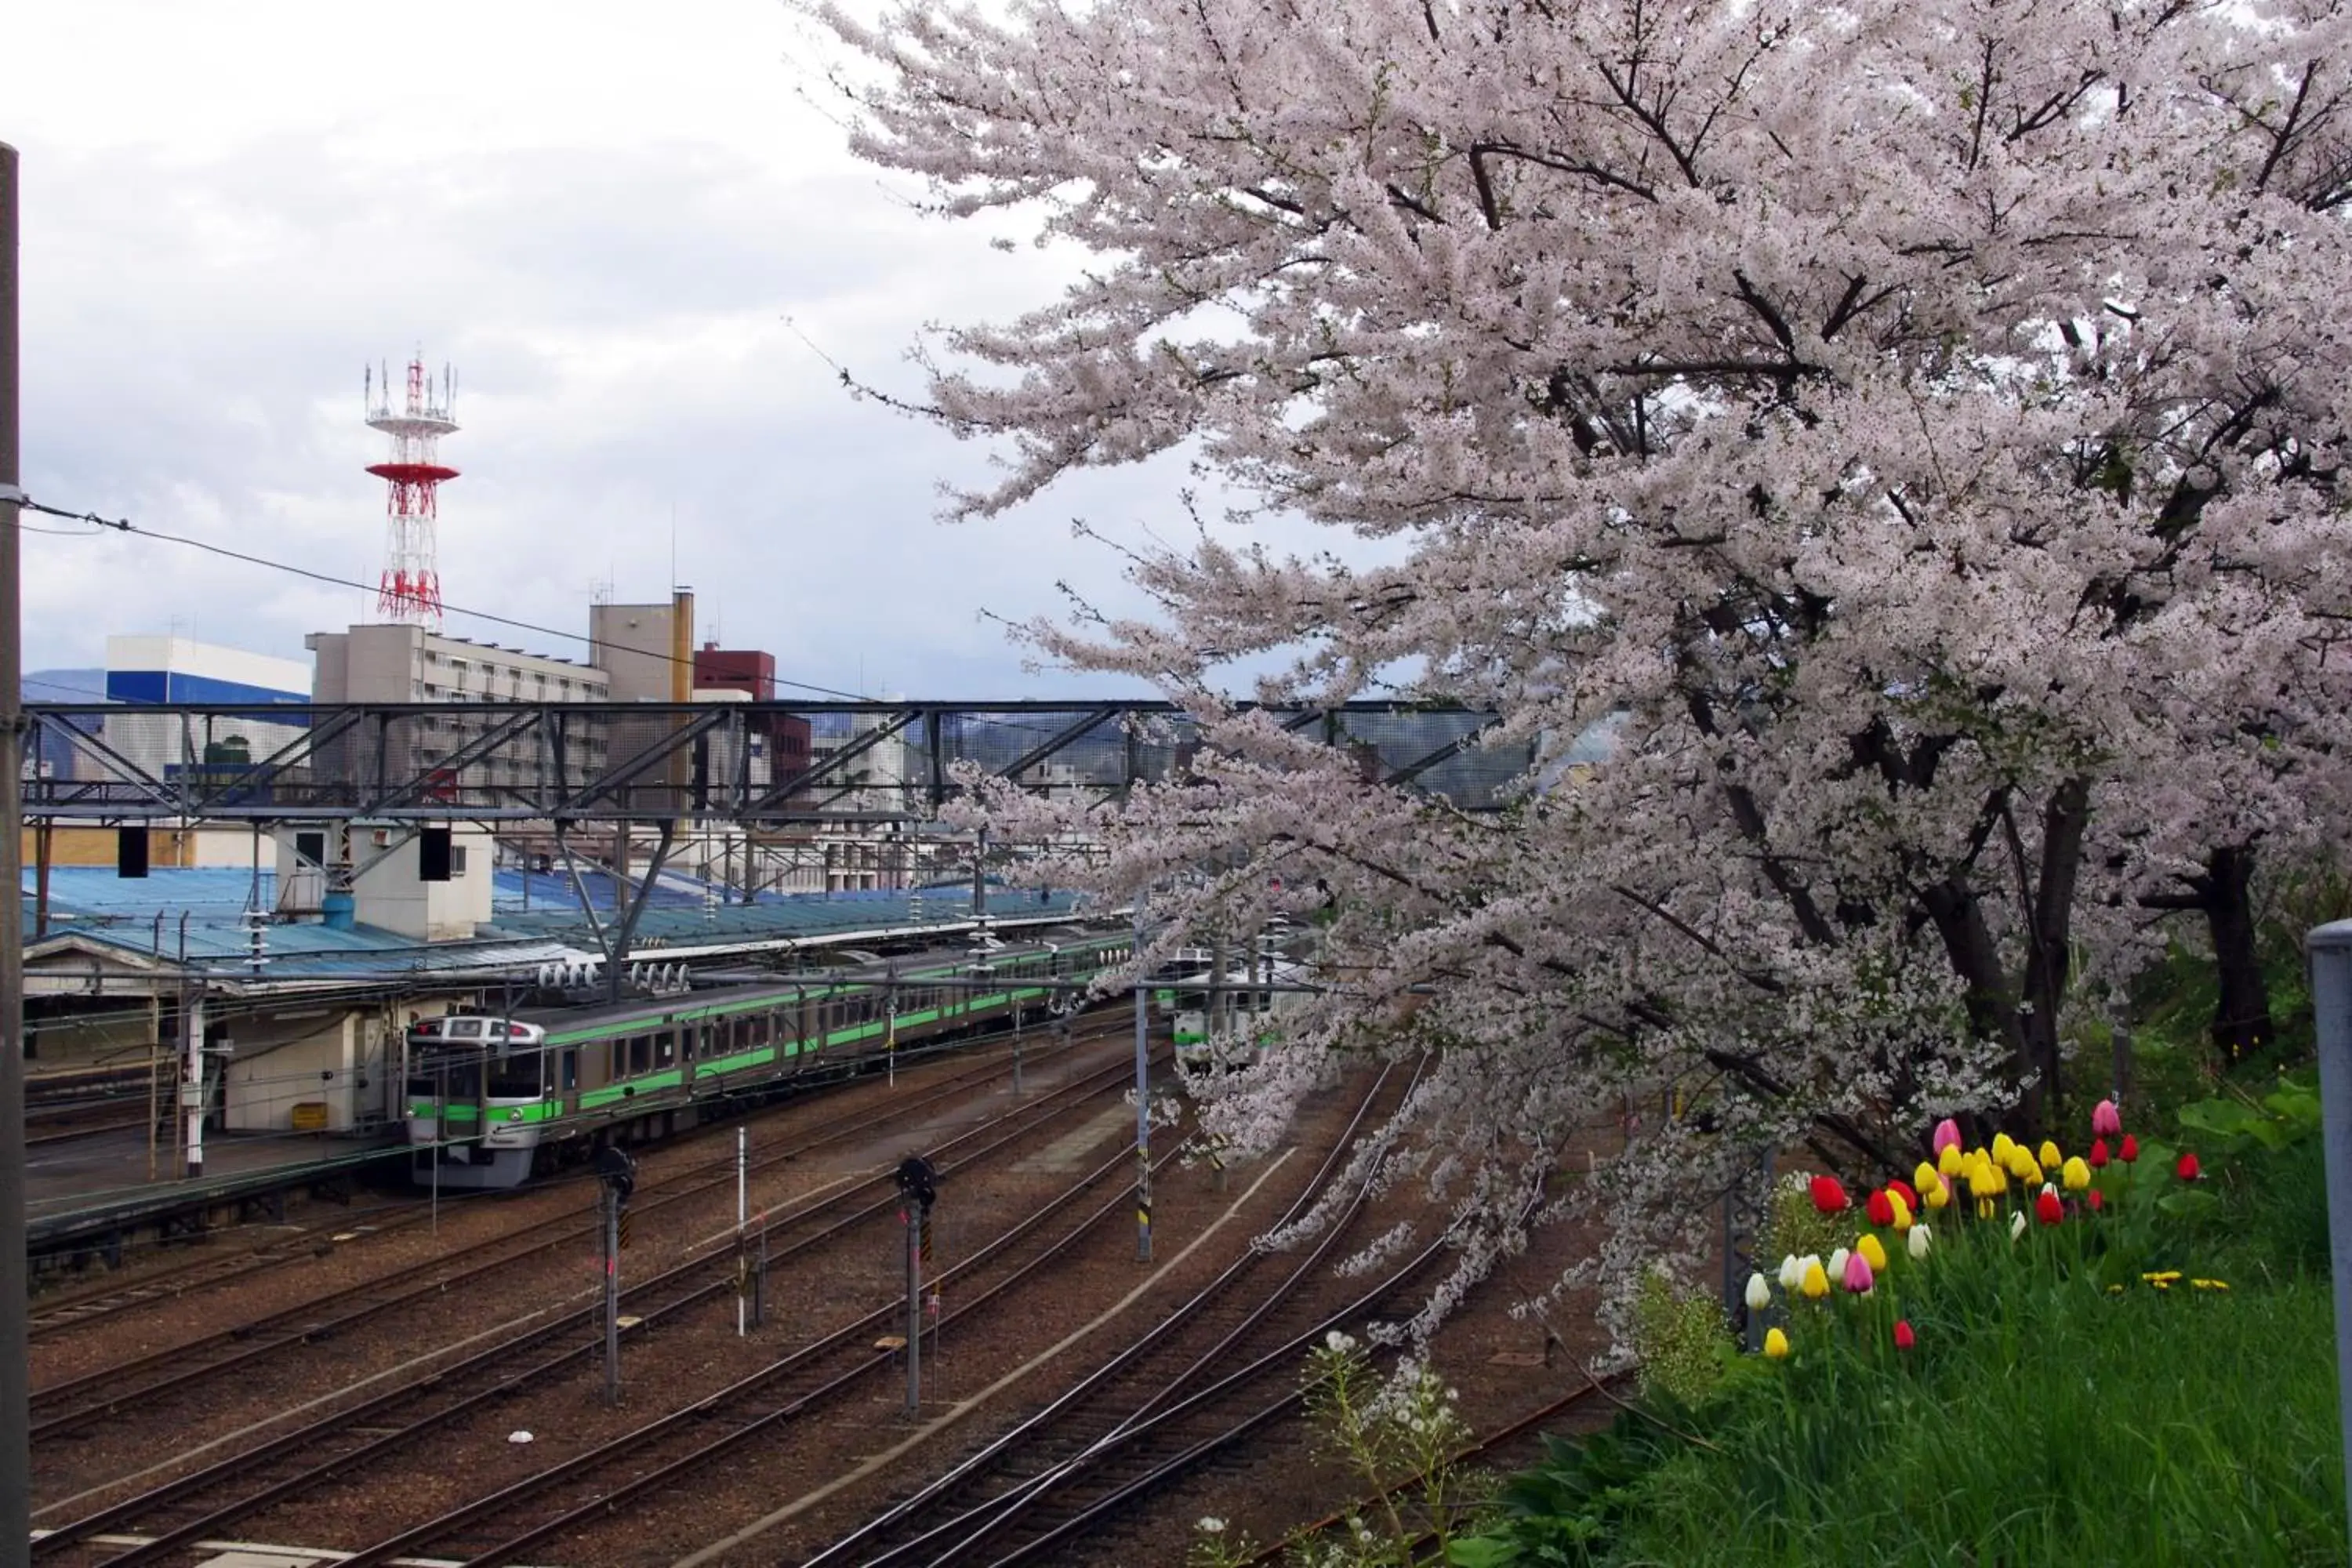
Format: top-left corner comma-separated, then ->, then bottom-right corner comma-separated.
795,1062 -> 1424,1568
29,1040 -> 1165,1566
27,1016 -> 1107,1432
320,1112 -> 1200,1567
26,1008 -> 1091,1345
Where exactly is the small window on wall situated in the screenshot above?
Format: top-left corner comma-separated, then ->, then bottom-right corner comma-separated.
448,845 -> 469,876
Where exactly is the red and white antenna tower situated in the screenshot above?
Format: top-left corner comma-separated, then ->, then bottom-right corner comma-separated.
364,354 -> 459,625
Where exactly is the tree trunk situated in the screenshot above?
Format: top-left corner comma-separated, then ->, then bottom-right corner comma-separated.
2204,843 -> 2272,1065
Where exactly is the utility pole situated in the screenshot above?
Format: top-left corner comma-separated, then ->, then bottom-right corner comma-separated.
1133,898 -> 1151,1263
1,135 -> 31,1568
895,1156 -> 936,1414
594,1146 -> 635,1406
183,988 -> 206,1178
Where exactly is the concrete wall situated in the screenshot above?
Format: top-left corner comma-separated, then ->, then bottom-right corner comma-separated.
222,1009 -> 363,1132
23,825 -> 267,869
590,601 -> 684,702
347,824 -> 495,940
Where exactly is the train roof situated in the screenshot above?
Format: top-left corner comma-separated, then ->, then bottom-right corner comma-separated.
488,924 -> 1128,1037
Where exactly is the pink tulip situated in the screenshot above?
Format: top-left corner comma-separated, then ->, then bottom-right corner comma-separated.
1932,1118 -> 1962,1156
2092,1099 -> 2123,1138
1842,1250 -> 1875,1294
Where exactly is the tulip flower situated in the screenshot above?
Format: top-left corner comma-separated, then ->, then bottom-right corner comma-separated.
2092,1098 -> 2123,1138
2009,1210 -> 2028,1243
2038,1140 -> 2063,1171
2035,1186 -> 2064,1225
1866,1189 -> 1895,1227
1967,1161 -> 2003,1201
1991,1132 -> 2016,1164
1801,1259 -> 1831,1300
1923,1176 -> 1951,1210
1745,1272 -> 1773,1312
1829,1247 -> 1851,1280
1933,1117 -> 1962,1155
1843,1250 -> 1875,1294
1907,1224 -> 1933,1261
1857,1233 -> 1889,1272
2176,1151 -> 2201,1181
2006,1145 -> 2042,1184
1937,1143 -> 1965,1179
2120,1134 -> 2140,1163
1779,1254 -> 1805,1291
2089,1137 -> 2111,1169
2087,1189 -> 2104,1213
1809,1174 -> 1850,1214
1893,1319 -> 1916,1351
1886,1191 -> 1913,1232
1913,1160 -> 1941,1196
2060,1156 -> 2091,1192
1765,1327 -> 1791,1359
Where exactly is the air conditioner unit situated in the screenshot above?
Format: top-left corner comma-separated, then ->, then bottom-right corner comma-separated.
371,828 -> 393,848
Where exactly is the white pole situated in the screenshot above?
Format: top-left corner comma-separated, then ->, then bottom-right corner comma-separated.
183,989 -> 206,1179
736,1123 -> 748,1337
1134,899 -> 1151,1262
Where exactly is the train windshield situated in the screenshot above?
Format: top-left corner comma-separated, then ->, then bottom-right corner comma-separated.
408,1021 -> 543,1099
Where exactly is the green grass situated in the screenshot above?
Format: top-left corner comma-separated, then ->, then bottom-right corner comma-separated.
1470,1135 -> 2346,1568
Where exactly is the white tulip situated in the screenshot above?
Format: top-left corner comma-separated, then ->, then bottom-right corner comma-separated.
1744,1272 -> 1773,1312
1907,1224 -> 1933,1261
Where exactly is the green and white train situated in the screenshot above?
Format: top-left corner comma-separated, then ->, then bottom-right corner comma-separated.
403,929 -> 1133,1189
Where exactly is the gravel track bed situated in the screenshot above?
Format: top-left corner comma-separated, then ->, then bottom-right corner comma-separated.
556,1074 -> 1385,1567
28,1028 -> 1120,1526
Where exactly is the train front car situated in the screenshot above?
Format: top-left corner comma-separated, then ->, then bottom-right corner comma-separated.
405,1014 -> 553,1190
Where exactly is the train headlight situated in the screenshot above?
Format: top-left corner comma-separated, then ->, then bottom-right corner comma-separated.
506,1109 -> 524,1123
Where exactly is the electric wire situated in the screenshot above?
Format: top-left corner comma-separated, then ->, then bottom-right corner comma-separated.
12,495 -> 1145,747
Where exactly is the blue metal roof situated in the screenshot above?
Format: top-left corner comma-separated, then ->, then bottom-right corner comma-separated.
26,865 -> 1087,976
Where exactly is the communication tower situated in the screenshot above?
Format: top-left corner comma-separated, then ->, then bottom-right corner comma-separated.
364,354 -> 459,625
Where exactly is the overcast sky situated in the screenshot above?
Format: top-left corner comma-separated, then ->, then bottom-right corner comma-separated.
5,0 -> 1219,700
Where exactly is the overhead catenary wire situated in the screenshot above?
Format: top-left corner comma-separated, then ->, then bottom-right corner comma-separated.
13,495 -> 1118,746
14,495 -> 875,702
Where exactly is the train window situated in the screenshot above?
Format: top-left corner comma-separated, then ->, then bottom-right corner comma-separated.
489,1056 -> 540,1098
446,1018 -> 485,1040
653,1031 -> 675,1069
561,1049 -> 579,1091
629,1035 -> 652,1076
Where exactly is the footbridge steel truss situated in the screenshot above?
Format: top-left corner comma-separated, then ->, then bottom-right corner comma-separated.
24,700 -> 1519,826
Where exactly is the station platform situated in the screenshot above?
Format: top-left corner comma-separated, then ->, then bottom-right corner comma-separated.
27,1123 -> 407,1269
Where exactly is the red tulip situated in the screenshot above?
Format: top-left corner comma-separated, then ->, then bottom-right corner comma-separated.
2176,1151 -> 2201,1181
1809,1175 -> 1850,1214
2089,1138 -> 2110,1169
1866,1189 -> 1895,1227
1893,1319 -> 1915,1351
1888,1179 -> 1919,1212
2086,1189 -> 2104,1212
2119,1134 -> 2140,1163
2034,1188 -> 2064,1225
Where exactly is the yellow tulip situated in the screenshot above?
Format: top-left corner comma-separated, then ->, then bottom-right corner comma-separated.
1765,1327 -> 1791,1359
1914,1160 -> 1940,1195
1887,1191 -> 1913,1231
1991,1133 -> 2016,1164
1924,1177 -> 1951,1210
1967,1160 -> 2002,1200
1857,1233 -> 1889,1272
1801,1260 -> 1831,1300
1937,1144 -> 1965,1180
2060,1156 -> 2091,1192
2038,1140 -> 2063,1171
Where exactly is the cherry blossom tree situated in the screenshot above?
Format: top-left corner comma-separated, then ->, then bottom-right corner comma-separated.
809,0 -> 2352,1334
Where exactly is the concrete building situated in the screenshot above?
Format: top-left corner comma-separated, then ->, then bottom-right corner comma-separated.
589,591 -> 693,702
307,622 -> 611,793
